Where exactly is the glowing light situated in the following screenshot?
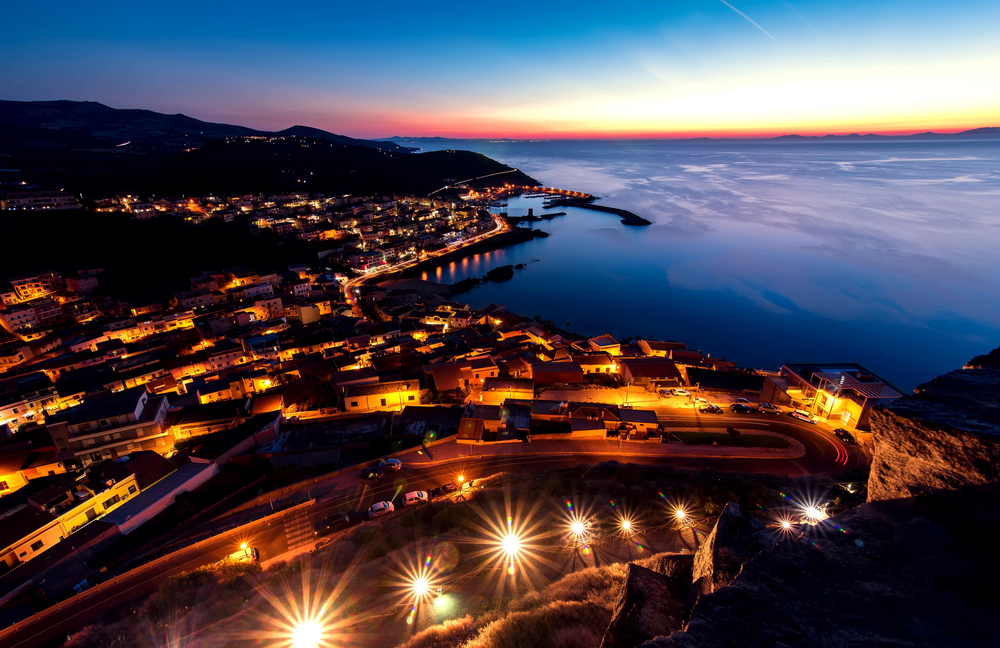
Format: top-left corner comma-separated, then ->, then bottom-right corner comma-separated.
291,619 -> 323,648
458,474 -> 465,484
781,519 -> 792,530
412,576 -> 430,597
240,542 -> 248,550
805,506 -> 824,520
501,531 -> 522,559
675,508 -> 687,521
570,520 -> 586,537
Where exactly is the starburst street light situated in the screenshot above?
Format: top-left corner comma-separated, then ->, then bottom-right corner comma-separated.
675,508 -> 687,522
618,515 -> 635,537
411,576 -> 430,598
291,619 -> 324,648
781,519 -> 792,529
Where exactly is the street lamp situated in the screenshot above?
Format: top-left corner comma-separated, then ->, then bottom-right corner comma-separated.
291,619 -> 323,648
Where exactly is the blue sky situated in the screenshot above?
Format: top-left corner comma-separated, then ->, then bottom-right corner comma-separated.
3,1 -> 998,137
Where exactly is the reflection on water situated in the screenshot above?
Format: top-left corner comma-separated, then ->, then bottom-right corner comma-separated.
423,249 -> 507,283
410,139 -> 1000,390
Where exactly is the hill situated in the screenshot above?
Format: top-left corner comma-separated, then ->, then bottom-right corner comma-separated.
0,100 -> 537,196
0,100 -> 409,154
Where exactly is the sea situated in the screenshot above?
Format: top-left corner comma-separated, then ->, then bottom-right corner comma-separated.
405,138 -> 1000,392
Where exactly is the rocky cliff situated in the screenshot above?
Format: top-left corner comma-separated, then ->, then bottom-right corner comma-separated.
606,347 -> 1000,648
868,347 -> 1000,502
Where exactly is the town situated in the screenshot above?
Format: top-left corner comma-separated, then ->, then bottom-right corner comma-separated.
0,186 -> 904,644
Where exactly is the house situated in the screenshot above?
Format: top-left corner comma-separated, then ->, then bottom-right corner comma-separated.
618,358 -> 684,386
588,335 -> 621,357
342,380 -> 420,413
637,339 -> 687,357
0,460 -> 138,571
761,363 -> 903,430
531,361 -> 585,385
573,354 -> 616,375
46,388 -> 172,467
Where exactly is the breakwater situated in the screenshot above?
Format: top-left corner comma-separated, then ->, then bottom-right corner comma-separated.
545,197 -> 651,226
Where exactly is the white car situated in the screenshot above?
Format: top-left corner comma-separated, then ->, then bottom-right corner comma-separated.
403,491 -> 429,506
379,458 -> 403,471
790,409 -> 818,424
693,397 -> 710,405
368,501 -> 395,519
671,389 -> 691,397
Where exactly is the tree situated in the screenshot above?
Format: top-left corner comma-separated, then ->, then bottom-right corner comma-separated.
728,427 -> 741,438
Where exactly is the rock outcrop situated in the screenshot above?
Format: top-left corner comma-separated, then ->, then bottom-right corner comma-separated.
868,348 -> 1000,502
691,502 -> 775,596
640,484 -> 1000,648
599,560 -> 692,648
632,347 -> 1000,648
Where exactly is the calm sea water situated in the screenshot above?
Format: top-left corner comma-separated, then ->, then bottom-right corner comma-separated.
411,138 -> 1000,391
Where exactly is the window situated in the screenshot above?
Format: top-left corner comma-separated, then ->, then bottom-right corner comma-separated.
0,481 -> 8,491
408,395 -> 415,401
128,484 -> 137,495
30,540 -> 44,551
380,398 -> 387,407
103,494 -> 121,509
90,452 -> 103,462
350,401 -> 358,407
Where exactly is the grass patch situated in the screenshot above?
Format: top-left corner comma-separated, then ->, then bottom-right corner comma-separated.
673,432 -> 791,449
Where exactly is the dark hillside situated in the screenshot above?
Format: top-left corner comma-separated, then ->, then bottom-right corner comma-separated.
62,136 -> 537,196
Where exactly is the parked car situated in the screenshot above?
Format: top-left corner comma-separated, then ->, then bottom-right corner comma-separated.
699,405 -> 724,414
379,458 -> 403,471
729,403 -> 752,414
360,467 -> 384,480
736,397 -> 751,404
790,409 -> 818,424
403,491 -> 429,506
314,513 -> 351,536
693,397 -> 710,405
368,501 -> 395,519
441,482 -> 459,493
757,403 -> 781,414
671,389 -> 691,397
833,428 -> 856,444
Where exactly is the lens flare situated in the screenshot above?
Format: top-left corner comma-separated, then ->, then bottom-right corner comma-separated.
291,619 -> 323,648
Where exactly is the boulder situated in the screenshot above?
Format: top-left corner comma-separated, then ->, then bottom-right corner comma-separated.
691,502 -> 775,596
600,560 -> 691,648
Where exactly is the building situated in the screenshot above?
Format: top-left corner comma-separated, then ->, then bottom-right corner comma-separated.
47,388 -> 172,467
343,380 -> 420,413
7,271 -> 63,303
531,361 -> 585,385
761,363 -> 904,430
1,191 -> 80,211
480,378 -> 534,405
0,461 -> 138,572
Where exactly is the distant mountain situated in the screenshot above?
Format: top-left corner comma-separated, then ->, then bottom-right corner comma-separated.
380,136 -> 463,142
0,100 -> 412,154
0,100 -> 540,195
773,127 -> 999,141
381,128 -> 999,143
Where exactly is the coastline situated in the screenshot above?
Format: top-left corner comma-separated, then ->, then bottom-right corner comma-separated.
395,226 -> 543,280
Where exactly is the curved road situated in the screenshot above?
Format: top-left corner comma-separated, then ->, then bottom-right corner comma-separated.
2,412 -> 856,648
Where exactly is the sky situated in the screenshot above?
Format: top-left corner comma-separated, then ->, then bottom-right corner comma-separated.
2,1 -> 999,138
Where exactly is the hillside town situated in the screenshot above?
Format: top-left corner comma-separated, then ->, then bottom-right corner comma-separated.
0,223 -> 903,582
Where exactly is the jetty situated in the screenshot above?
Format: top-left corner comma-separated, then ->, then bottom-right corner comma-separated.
545,197 -> 651,226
